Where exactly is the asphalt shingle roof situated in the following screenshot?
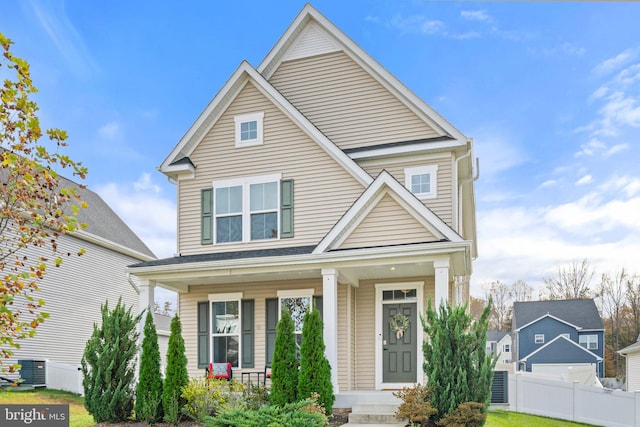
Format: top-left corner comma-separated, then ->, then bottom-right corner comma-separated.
129,245 -> 316,268
512,299 -> 604,331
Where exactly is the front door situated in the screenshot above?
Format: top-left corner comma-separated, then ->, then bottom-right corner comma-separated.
382,303 -> 417,383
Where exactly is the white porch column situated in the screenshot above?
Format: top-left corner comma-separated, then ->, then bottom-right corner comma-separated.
434,259 -> 450,308
321,268 -> 339,393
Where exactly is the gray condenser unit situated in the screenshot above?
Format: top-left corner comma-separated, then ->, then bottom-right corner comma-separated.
19,359 -> 46,387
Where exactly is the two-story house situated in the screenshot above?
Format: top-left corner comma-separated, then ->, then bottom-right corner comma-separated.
512,299 -> 605,378
127,4 -> 477,405
487,330 -> 513,364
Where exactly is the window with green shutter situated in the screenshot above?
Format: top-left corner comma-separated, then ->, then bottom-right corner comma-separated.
201,189 -> 213,245
280,179 -> 294,238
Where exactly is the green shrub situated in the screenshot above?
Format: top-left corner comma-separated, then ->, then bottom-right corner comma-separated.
206,397 -> 327,427
298,307 -> 334,415
163,315 -> 188,424
393,384 -> 437,426
436,402 -> 486,427
270,306 -> 299,406
422,299 -> 496,422
135,310 -> 163,423
81,298 -> 140,423
181,377 -> 243,423
241,384 -> 269,410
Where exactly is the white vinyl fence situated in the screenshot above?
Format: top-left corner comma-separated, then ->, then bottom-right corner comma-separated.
46,360 -> 83,395
510,372 -> 640,427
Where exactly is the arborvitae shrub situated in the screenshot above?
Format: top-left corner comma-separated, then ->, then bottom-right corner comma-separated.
163,315 -> 189,425
82,298 -> 140,423
269,307 -> 299,406
135,310 -> 164,423
422,299 -> 496,422
298,307 -> 334,415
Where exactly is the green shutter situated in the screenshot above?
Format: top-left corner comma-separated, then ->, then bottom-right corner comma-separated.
197,301 -> 210,369
280,180 -> 294,238
201,188 -> 213,245
241,299 -> 255,368
265,298 -> 278,365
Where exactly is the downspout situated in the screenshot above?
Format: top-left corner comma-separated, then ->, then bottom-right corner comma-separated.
456,139 -> 480,234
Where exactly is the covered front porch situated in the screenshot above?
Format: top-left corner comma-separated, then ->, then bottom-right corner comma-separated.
128,242 -> 472,400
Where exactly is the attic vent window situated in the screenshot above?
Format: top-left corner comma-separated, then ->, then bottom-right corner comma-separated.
235,112 -> 264,147
405,165 -> 438,199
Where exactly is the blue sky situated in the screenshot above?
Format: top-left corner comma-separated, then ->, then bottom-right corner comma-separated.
2,1 -> 640,299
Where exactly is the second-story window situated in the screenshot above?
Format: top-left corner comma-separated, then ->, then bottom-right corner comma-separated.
404,165 -> 438,199
579,334 -> 598,350
534,334 -> 544,344
214,174 -> 281,244
503,344 -> 510,353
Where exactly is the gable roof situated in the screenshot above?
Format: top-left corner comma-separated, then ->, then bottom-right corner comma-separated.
258,4 -> 468,145
512,299 -> 603,331
521,335 -> 603,362
159,60 -> 372,187
487,330 -> 509,342
61,176 -> 156,260
313,170 -> 463,254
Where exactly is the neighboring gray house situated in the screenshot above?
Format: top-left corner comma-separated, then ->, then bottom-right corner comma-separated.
487,330 -> 512,364
619,338 -> 640,391
5,177 -> 158,386
512,299 -> 605,377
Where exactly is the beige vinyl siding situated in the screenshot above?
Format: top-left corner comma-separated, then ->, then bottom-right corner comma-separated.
360,154 -> 455,227
179,278 -> 322,378
339,194 -> 438,250
178,81 -> 364,255
7,233 -> 140,368
270,51 -> 440,151
354,281 -> 376,389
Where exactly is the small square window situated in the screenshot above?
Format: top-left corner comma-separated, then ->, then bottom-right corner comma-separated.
235,112 -> 264,147
503,344 -> 510,353
534,334 -> 544,344
405,165 -> 438,199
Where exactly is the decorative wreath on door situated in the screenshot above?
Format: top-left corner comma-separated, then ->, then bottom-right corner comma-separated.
390,313 -> 410,339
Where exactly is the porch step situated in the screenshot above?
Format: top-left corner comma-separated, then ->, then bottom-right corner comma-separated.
346,404 -> 406,425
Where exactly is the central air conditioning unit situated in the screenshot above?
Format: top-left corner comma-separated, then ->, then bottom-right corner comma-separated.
19,359 -> 47,387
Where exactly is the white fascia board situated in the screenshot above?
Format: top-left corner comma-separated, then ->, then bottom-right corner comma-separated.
619,342 -> 640,355
515,313 -> 582,332
159,61 -> 251,173
127,240 -> 471,278
71,229 -> 157,262
258,4 -> 468,142
347,140 -> 465,161
521,335 -> 602,362
314,170 -> 462,254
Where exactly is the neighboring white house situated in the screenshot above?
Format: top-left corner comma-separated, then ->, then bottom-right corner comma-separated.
3,177 -> 162,391
487,330 -> 512,364
618,338 -> 640,392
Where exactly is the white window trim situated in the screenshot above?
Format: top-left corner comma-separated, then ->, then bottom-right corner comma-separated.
579,334 -> 598,350
404,165 -> 438,199
277,288 -> 314,334
213,173 -> 282,244
535,334 -> 544,344
208,292 -> 243,369
503,344 -> 510,353
235,112 -> 264,147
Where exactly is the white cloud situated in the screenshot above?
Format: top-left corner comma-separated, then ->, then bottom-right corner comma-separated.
538,179 -> 558,189
593,48 -> 636,76
605,143 -> 629,156
576,175 -> 592,186
460,10 -> 491,22
574,138 -> 605,157
95,176 -> 176,259
472,126 -> 528,180
98,121 -> 121,140
421,20 -> 445,35
471,177 -> 640,296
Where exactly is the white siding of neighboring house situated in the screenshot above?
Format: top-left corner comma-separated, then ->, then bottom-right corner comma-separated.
5,232 -> 142,371
627,351 -> 640,392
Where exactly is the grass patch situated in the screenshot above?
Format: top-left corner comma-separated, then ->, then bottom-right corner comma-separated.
487,410 -> 597,426
0,388 -> 94,427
